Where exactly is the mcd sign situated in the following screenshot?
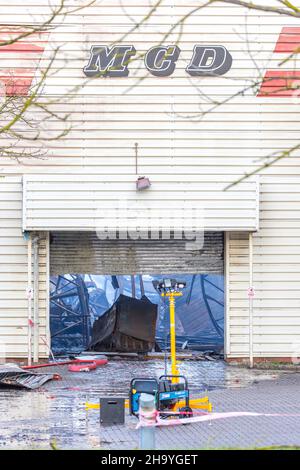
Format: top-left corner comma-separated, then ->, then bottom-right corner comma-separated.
83,44 -> 233,78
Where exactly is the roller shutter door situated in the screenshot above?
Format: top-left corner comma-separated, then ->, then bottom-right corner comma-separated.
50,231 -> 224,275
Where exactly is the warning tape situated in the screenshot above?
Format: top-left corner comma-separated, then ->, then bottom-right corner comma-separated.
136,411 -> 300,428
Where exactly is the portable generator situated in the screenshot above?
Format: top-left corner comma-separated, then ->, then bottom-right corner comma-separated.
129,374 -> 192,419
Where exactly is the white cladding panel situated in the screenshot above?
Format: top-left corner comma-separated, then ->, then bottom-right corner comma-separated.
0,1 -> 299,358
22,175 -> 259,232
0,176 -> 48,358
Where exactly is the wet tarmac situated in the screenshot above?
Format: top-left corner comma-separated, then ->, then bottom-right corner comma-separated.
0,359 -> 296,450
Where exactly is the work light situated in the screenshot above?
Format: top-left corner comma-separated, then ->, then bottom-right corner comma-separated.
163,278 -> 172,289
153,278 -> 186,292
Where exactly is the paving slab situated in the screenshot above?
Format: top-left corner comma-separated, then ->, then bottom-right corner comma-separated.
0,359 -> 299,450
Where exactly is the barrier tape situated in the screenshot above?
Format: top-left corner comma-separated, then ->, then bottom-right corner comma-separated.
139,409 -> 159,427
136,411 -> 300,428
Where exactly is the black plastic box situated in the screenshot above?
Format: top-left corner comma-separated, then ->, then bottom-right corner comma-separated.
100,397 -> 125,425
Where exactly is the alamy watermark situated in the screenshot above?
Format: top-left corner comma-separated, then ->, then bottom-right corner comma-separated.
95,199 -> 206,250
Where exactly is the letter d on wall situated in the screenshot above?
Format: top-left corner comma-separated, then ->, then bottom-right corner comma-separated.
145,45 -> 180,77
186,45 -> 232,76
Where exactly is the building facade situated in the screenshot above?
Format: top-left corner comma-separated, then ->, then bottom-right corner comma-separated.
0,0 -> 300,364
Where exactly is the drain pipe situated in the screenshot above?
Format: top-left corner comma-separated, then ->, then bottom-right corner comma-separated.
249,232 -> 254,369
32,235 -> 40,363
26,232 -> 33,366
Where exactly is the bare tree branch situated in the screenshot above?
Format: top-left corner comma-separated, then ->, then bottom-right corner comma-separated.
213,0 -> 300,17
0,0 -> 96,161
225,142 -> 300,190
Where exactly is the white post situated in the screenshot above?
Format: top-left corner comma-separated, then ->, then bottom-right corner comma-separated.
139,393 -> 156,450
249,232 -> 254,369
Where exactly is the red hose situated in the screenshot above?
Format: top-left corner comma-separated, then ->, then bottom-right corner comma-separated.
23,361 -> 76,370
22,358 -> 108,370
87,358 -> 107,366
68,361 -> 98,372
68,358 -> 108,371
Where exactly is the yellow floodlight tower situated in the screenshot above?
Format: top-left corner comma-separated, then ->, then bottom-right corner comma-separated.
161,290 -> 182,383
158,278 -> 186,384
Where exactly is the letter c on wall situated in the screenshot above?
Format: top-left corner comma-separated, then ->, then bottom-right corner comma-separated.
145,45 -> 181,77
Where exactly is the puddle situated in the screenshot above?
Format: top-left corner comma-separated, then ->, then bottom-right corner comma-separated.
0,359 -> 290,449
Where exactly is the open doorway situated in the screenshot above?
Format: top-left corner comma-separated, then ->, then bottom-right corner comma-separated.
49,273 -> 224,356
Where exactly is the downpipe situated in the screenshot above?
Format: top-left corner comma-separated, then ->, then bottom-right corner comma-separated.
26,233 -> 40,365
32,235 -> 40,364
249,232 -> 254,369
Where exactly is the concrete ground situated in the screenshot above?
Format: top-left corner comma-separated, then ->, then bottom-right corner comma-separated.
0,358 -> 299,450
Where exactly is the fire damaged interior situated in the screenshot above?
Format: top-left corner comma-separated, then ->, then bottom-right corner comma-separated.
89,294 -> 158,352
50,273 -> 224,355
49,231 -> 224,355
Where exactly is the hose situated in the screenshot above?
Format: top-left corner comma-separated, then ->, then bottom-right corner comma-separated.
22,357 -> 108,370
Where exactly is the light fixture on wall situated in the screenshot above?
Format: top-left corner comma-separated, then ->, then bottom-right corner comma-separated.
135,142 -> 151,190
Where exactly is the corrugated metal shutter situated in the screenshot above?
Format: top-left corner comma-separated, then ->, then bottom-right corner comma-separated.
50,231 -> 224,275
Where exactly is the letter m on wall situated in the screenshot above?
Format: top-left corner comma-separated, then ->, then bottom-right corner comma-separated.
258,27 -> 300,97
83,45 -> 136,77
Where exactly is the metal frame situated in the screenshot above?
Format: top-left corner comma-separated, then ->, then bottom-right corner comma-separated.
49,274 -> 92,350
